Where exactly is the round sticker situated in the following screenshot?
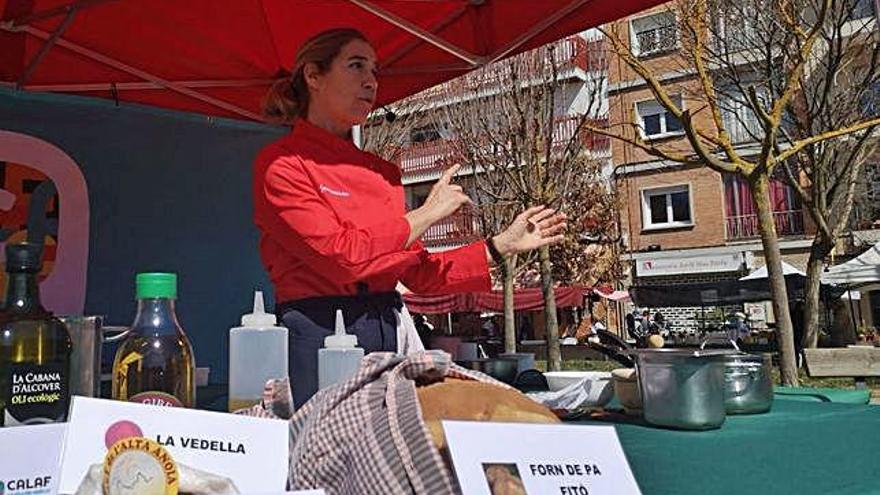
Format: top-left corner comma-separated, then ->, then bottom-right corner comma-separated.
102,437 -> 178,495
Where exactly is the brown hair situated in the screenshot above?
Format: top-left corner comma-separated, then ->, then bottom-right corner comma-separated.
263,28 -> 369,124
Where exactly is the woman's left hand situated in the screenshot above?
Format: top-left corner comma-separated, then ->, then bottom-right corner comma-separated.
492,205 -> 568,258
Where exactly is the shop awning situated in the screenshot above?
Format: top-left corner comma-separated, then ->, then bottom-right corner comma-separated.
631,277 -> 845,308
821,242 -> 880,288
1,0 -> 665,121
403,285 -> 589,314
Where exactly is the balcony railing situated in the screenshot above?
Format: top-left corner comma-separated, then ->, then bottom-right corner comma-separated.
396,115 -> 611,179
396,139 -> 461,179
725,210 -> 805,240
553,115 -> 611,154
421,209 -> 481,248
417,36 -> 606,100
635,25 -> 677,57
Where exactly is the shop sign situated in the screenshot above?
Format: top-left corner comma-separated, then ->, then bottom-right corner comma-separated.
636,253 -> 743,277
443,421 -> 641,495
58,397 -> 288,494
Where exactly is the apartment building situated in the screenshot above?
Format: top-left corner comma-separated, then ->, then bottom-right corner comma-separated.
606,2 -> 880,332
389,30 -> 611,251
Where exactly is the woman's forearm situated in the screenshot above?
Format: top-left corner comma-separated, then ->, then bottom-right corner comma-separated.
404,207 -> 437,248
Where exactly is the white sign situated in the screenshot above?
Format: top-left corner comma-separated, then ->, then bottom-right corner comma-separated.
0,423 -> 66,495
443,421 -> 641,495
58,397 -> 288,494
636,253 -> 743,277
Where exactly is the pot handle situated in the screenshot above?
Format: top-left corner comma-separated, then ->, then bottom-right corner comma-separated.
699,336 -> 741,352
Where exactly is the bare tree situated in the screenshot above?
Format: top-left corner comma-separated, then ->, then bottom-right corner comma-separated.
362,95 -> 433,162
593,0 -> 880,384
776,0 -> 880,348
432,37 -> 610,369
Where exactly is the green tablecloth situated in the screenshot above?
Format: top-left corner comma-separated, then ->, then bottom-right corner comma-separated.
774,386 -> 871,404
576,400 -> 880,495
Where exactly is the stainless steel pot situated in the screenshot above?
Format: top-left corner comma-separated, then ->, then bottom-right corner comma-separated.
627,348 -> 728,430
702,339 -> 773,415
455,357 -> 519,384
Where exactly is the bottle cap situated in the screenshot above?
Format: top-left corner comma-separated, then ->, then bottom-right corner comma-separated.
136,273 -> 177,299
241,291 -> 277,327
323,309 -> 358,348
5,242 -> 43,273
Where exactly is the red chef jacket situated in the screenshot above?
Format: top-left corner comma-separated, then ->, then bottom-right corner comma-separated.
253,119 -> 491,303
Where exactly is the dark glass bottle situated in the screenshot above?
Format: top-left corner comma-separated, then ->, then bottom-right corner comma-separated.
112,273 -> 195,407
0,242 -> 73,426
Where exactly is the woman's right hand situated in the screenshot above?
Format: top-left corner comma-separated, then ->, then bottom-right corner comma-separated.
404,164 -> 472,247
420,164 -> 472,221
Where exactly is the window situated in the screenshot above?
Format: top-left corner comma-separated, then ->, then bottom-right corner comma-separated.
636,96 -> 684,139
630,12 -> 677,57
721,93 -> 762,144
859,80 -> 880,119
409,124 -> 450,144
642,185 -> 692,229
712,10 -> 759,54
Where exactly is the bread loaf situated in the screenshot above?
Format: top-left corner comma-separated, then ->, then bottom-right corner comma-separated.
416,378 -> 559,452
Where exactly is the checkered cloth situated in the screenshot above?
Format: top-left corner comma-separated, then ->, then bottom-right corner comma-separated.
237,350 -> 507,494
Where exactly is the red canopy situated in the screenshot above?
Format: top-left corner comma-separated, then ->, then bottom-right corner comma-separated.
1,0 -> 663,121
403,286 -> 588,314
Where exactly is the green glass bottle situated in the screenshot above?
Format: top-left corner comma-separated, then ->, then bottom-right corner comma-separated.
0,242 -> 73,426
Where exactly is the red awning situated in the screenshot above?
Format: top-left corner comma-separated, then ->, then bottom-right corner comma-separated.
403,286 -> 588,314
593,287 -> 630,302
1,0 -> 665,121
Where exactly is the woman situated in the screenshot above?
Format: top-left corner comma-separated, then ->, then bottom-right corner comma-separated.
254,28 -> 567,408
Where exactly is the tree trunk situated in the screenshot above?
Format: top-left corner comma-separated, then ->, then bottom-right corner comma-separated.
540,245 -> 561,371
503,257 -> 517,354
803,236 -> 831,349
751,174 -> 799,386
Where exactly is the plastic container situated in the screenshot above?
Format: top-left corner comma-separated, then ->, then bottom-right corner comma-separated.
318,309 -> 364,390
228,291 -> 288,411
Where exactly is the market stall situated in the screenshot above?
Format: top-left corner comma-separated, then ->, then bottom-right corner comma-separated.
3,2 -> 877,495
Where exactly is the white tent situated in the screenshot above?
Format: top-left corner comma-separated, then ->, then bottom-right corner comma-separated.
739,261 -> 806,281
821,243 -> 880,288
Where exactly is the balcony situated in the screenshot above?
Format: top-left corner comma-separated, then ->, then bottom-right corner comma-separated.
725,210 -> 805,241
396,115 -> 611,180
417,36 -> 606,101
553,115 -> 612,155
634,25 -> 677,57
421,209 -> 481,249
396,139 -> 461,181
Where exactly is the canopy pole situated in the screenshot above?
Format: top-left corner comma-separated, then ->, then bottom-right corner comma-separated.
349,0 -> 483,66
12,25 -> 265,122
6,0 -> 118,28
16,8 -> 78,88
22,79 -> 276,92
488,0 -> 591,63
381,7 -> 469,68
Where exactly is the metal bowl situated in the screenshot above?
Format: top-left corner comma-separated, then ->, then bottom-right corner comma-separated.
455,357 -> 519,384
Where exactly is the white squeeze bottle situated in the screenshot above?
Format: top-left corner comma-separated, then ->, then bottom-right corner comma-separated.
228,291 -> 288,411
318,309 -> 364,390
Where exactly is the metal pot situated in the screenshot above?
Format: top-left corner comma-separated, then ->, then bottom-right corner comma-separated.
702,339 -> 773,415
627,348 -> 728,430
455,357 -> 519,384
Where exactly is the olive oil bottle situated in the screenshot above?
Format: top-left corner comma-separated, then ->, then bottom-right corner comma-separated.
0,242 -> 72,426
112,273 -> 195,407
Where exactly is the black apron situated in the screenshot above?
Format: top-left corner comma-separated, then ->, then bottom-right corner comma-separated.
276,291 -> 401,409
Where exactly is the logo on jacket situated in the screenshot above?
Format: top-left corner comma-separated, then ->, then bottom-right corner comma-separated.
319,184 -> 350,198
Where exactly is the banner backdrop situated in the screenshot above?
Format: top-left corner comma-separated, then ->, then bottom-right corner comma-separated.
0,87 -> 285,382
